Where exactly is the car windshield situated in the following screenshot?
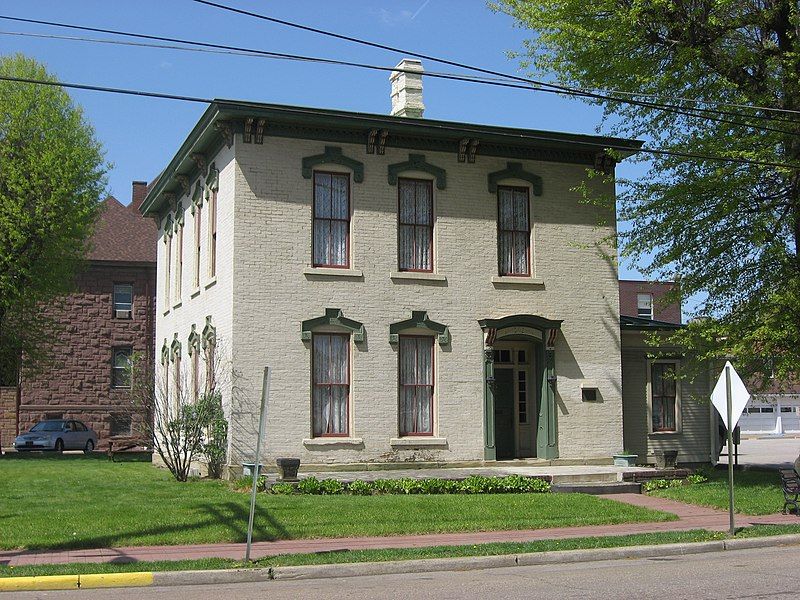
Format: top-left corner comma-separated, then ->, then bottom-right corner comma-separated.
30,421 -> 65,432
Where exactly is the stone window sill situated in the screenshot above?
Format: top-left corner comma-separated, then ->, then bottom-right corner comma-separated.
390,271 -> 447,282
190,288 -> 201,299
172,301 -> 182,310
648,430 -> 682,436
303,437 -> 364,447
162,309 -> 170,316
491,276 -> 544,286
303,267 -> 363,278
390,437 -> 448,448
204,277 -> 217,290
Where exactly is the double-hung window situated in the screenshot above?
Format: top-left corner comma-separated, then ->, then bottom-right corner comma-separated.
312,333 -> 350,436
497,186 -> 531,276
313,172 -> 350,267
399,336 -> 434,435
651,362 -> 678,432
208,190 -> 217,278
193,203 -> 202,289
113,284 -> 133,319
112,348 -> 132,389
637,294 -> 653,319
398,178 -> 433,272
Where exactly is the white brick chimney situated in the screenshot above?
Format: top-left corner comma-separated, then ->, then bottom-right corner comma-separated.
389,59 -> 424,118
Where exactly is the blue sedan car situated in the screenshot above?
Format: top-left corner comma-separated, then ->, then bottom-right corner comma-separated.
13,419 -> 98,453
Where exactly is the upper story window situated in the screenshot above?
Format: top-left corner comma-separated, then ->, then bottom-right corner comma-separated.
208,190 -> 217,278
398,178 -> 433,272
497,186 -> 530,276
399,335 -> 434,436
113,284 -> 133,319
313,172 -> 350,268
312,333 -> 350,436
194,202 -> 202,289
111,347 -> 132,389
650,361 -> 678,432
175,221 -> 184,302
637,293 -> 653,319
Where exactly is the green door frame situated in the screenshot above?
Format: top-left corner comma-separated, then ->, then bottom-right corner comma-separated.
479,315 -> 562,461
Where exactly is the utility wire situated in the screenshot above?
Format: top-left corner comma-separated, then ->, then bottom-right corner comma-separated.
189,0 -> 800,124
0,73 -> 797,170
1,14 -> 798,137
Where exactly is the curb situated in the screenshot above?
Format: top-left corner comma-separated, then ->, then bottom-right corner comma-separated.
3,534 -> 800,592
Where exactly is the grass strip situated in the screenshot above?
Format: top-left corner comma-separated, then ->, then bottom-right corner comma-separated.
0,530 -> 727,578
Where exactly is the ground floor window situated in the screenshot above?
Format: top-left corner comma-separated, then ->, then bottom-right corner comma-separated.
312,333 -> 350,436
399,335 -> 434,435
651,362 -> 678,432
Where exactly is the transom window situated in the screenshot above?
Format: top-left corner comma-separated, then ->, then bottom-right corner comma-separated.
112,348 -> 132,389
651,362 -> 677,432
312,333 -> 350,436
398,178 -> 433,272
497,186 -> 531,276
637,293 -> 653,319
399,336 -> 434,436
313,172 -> 350,267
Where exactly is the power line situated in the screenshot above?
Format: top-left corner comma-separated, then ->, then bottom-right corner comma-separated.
2,15 -> 797,138
0,73 -> 796,170
189,0 -> 800,124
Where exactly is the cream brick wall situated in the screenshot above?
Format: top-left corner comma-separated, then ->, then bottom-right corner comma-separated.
224,137 -> 624,465
155,143 -> 236,427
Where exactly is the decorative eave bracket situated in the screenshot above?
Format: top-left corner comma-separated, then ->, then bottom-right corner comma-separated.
301,308 -> 365,343
366,128 -> 389,155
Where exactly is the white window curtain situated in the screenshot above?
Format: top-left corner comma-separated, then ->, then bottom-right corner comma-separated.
398,180 -> 433,271
313,173 -> 349,267
313,334 -> 349,435
498,187 -> 530,275
399,336 -> 433,435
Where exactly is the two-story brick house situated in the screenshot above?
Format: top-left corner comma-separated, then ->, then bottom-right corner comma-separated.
0,183 -> 156,448
141,61 -> 714,470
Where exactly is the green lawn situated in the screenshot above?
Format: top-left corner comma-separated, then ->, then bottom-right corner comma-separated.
0,455 -> 674,551
649,468 -> 787,515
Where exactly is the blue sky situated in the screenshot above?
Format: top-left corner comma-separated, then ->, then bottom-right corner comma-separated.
0,0 -> 651,280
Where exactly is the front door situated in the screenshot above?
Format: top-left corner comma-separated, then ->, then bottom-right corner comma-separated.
492,343 -> 537,459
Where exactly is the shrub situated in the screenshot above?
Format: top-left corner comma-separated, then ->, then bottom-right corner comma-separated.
269,482 -> 296,495
346,480 -> 373,495
296,476 -> 324,495
687,472 -> 708,485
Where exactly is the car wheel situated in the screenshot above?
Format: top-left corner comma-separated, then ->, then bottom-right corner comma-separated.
54,439 -> 64,453
84,439 -> 94,454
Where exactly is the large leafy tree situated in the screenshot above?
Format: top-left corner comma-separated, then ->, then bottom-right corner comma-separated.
493,0 -> 800,385
0,54 -> 107,380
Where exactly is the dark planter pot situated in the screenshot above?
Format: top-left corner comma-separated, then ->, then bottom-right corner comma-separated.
655,450 -> 679,469
276,457 -> 301,481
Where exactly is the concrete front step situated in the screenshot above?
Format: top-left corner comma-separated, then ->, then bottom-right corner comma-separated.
551,481 -> 642,495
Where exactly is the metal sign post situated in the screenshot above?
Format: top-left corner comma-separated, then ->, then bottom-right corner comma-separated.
725,365 -> 735,536
245,367 -> 270,562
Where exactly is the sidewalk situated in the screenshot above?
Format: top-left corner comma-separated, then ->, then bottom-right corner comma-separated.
1,494 -> 797,567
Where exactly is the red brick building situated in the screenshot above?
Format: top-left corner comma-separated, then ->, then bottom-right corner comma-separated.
0,182 -> 156,448
619,279 -> 681,324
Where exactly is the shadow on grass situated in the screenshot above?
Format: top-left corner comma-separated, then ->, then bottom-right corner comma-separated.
1,501 -> 291,556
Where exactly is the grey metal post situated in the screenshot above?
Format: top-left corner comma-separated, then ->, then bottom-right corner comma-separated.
725,365 -> 735,536
245,367 -> 271,562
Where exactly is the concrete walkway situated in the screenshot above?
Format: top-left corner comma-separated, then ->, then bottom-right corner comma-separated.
1,495 -> 797,567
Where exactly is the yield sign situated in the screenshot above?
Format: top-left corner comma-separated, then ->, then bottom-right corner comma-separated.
711,361 -> 751,430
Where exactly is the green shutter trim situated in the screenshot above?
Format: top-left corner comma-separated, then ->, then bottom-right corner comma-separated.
170,333 -> 182,361
160,339 -> 169,364
187,324 -> 200,356
301,308 -> 365,343
201,316 -> 217,349
389,311 -> 450,346
537,345 -> 558,459
483,347 -> 497,460
191,180 -> 204,214
487,162 -> 543,195
387,154 -> 446,190
301,146 -> 364,183
206,162 -> 219,191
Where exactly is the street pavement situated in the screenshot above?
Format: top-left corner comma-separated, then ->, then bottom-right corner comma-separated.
11,544 -> 797,599
719,436 -> 800,469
